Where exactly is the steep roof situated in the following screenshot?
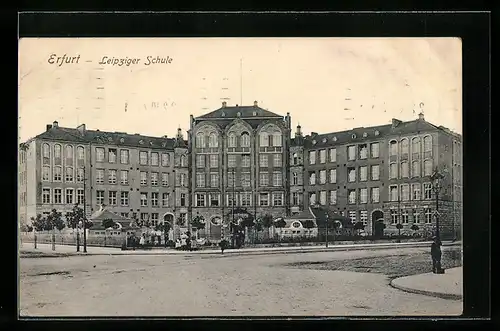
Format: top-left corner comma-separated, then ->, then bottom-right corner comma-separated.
90,208 -> 129,222
34,125 -> 183,150
196,104 -> 283,120
310,206 -> 353,228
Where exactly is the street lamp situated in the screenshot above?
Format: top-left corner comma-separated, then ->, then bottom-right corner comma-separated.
430,167 -> 445,240
325,212 -> 329,248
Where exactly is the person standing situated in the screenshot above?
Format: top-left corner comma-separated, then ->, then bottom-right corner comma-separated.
139,233 -> 145,248
431,236 -> 442,273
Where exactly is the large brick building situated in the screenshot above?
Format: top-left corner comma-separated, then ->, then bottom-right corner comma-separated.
19,103 -> 462,240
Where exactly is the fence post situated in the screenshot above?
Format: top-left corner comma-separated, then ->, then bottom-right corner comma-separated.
34,234 -> 37,249
52,232 -> 55,251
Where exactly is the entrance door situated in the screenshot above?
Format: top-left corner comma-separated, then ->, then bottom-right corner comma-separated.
371,210 -> 385,238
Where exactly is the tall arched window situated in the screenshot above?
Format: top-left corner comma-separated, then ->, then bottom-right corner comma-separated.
240,132 -> 250,147
272,133 -> 282,147
293,153 -> 298,165
292,172 -> 298,185
401,138 -> 409,154
77,146 -> 85,160
208,132 -> 218,148
389,140 -> 398,156
401,161 -> 409,178
180,155 -> 187,167
412,161 -> 420,177
54,144 -> 62,158
42,143 -> 50,158
259,132 -> 269,147
423,135 -> 432,153
195,132 -> 205,148
389,163 -> 398,179
424,160 -> 433,176
65,145 -> 73,159
227,132 -> 237,148
412,137 -> 420,154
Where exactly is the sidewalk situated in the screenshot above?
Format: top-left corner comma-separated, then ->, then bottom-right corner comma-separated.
19,240 -> 460,257
390,267 -> 463,300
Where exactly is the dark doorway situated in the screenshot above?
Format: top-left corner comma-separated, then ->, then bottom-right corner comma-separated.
372,210 -> 385,238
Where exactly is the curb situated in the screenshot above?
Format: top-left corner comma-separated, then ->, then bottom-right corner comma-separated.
389,278 -> 463,301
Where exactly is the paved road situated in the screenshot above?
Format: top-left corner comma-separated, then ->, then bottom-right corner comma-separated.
19,247 -> 463,317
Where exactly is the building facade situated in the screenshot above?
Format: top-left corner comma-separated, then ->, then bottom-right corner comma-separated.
19,104 -> 462,240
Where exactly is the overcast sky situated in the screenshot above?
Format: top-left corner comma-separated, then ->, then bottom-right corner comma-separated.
18,37 -> 461,142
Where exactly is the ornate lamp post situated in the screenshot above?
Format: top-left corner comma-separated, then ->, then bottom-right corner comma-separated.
430,167 -> 445,240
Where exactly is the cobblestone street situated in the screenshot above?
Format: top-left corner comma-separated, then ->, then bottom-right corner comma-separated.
19,247 -> 463,317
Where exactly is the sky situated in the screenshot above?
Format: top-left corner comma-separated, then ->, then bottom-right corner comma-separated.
18,37 -> 462,142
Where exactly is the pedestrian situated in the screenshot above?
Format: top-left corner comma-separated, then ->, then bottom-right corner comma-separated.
431,236 -> 442,273
139,233 -> 145,248
219,238 -> 227,255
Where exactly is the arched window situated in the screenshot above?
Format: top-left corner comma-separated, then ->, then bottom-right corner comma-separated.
227,132 -> 237,148
401,138 -> 409,154
42,143 -> 50,158
423,135 -> 432,152
412,137 -> 420,154
412,161 -> 420,177
292,172 -> 298,185
195,132 -> 205,148
259,132 -> 269,147
54,144 -> 62,158
65,145 -> 73,159
272,133 -> 282,147
180,155 -> 187,167
389,140 -> 398,156
424,160 -> 433,176
77,146 -> 85,160
389,163 -> 398,179
293,152 -> 298,165
240,132 -> 250,147
401,161 -> 409,178
208,132 -> 218,148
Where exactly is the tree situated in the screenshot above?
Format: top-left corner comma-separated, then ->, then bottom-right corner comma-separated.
411,224 -> 419,232
261,214 -> 274,238
176,217 -> 186,227
191,215 -> 206,231
66,204 -> 92,230
353,221 -> 365,236
31,214 -> 47,232
46,209 -> 65,231
396,223 -> 404,241
155,221 -> 171,233
274,218 -> 286,240
302,220 -> 315,238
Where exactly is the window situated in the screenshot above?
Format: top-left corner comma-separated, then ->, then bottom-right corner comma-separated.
227,171 -> 235,187
348,167 -> 356,182
108,191 -> 117,205
389,141 -> 398,156
108,169 -> 117,184
411,183 -> 421,200
389,163 -> 397,179
42,188 -> 50,204
140,172 -> 147,186
309,172 -> 316,185
309,192 -> 317,205
140,193 -> 148,206
180,155 -> 187,167
390,209 -> 398,224
208,132 -> 218,148
329,148 -> 337,162
151,213 -> 159,227
272,172 -> 282,186
161,153 -> 170,167
209,154 -> 218,168
319,191 -> 327,205
108,148 -> 117,163
423,136 -> 432,154
139,151 -> 148,165
401,210 -> 409,224
401,162 -> 409,178
359,166 -> 368,181
120,170 -> 129,185
401,139 -> 409,155
292,192 -> 299,205
120,192 -> 129,206
348,189 -> 356,204
210,173 -> 219,187
347,146 -> 356,161
423,183 -> 432,200
273,154 -> 282,167
43,143 -> 50,159
180,193 -> 186,206
54,144 -> 62,160
292,172 -> 298,185
319,150 -> 326,163
360,188 -> 368,204
241,192 -> 252,206
96,147 -> 105,162
390,185 -> 398,201
242,173 -> 251,187
63,189 -> 73,205
53,166 -> 62,181
292,153 -> 298,165
241,133 -> 250,147
179,173 -> 186,186
228,132 -> 237,148
242,155 -> 251,167
162,193 -> 170,207
309,151 -> 316,165
42,166 -> 50,181
401,184 -> 410,201
257,172 -> 268,187
329,169 -> 337,183
371,165 -> 380,181
77,189 -> 84,204
259,193 -> 269,206
412,161 -> 420,177
196,155 -> 205,168
196,173 -> 205,187
52,188 -> 62,204
196,193 -> 206,207
359,144 -> 368,159
273,192 -> 283,206
151,152 -> 159,166
96,190 -> 104,205
227,194 -> 235,207
370,142 -> 380,158
120,149 -> 129,164
425,208 -> 432,224
209,193 -> 219,207
424,160 -> 433,176
151,192 -> 159,207
161,173 -> 168,186
412,137 -> 420,155
412,209 -> 420,223
330,190 -> 337,205
272,133 -> 282,147
151,172 -> 159,186
140,213 -> 149,225
259,154 -> 268,167
349,211 -> 357,223
319,170 -> 327,184
196,133 -> 205,148
94,169 -> 104,184
260,132 -> 269,147
360,210 -> 368,225
65,145 -> 73,161
228,155 -> 237,168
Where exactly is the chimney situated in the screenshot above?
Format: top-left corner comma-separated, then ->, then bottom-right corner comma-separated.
254,100 -> 258,107
53,121 -> 59,128
46,124 -> 53,131
77,124 -> 86,135
418,112 -> 425,121
222,101 -> 227,108
391,118 -> 402,128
